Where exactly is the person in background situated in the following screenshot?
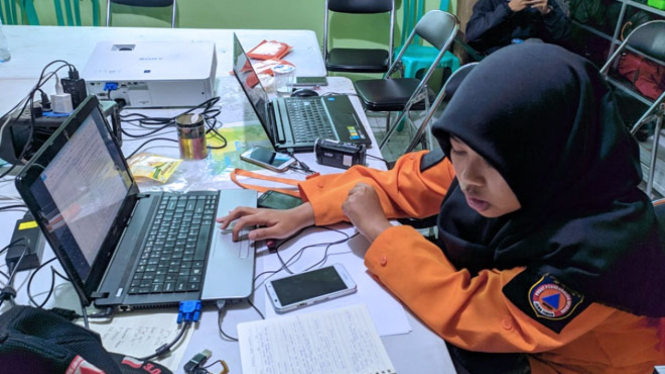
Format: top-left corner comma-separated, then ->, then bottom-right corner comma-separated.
218,43 -> 665,373
465,0 -> 571,55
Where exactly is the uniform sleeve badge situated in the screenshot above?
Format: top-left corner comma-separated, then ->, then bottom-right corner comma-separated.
529,274 -> 584,320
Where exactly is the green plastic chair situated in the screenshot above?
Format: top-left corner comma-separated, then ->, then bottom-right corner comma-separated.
1,0 -> 18,24
396,0 -> 460,78
1,0 -> 39,25
54,0 -> 100,26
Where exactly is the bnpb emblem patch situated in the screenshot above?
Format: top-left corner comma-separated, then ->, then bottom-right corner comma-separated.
529,275 -> 583,320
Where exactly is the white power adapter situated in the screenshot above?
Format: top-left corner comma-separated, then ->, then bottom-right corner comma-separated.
51,76 -> 74,113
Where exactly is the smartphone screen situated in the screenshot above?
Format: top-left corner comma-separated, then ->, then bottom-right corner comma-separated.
258,190 -> 303,210
266,264 -> 356,312
240,146 -> 295,172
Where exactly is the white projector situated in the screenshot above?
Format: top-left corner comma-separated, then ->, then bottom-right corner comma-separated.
82,41 -> 217,108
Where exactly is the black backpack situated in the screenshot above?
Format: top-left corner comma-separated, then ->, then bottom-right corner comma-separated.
0,306 -> 172,374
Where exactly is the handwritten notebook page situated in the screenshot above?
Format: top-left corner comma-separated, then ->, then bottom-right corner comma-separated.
238,304 -> 396,374
84,312 -> 192,371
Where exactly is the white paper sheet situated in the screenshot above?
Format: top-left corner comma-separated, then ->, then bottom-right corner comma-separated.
85,311 -> 192,371
238,304 -> 396,374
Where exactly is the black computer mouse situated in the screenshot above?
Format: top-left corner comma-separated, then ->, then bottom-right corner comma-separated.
291,88 -> 319,97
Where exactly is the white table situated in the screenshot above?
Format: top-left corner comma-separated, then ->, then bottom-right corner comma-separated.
1,25 -> 326,114
0,25 -> 456,374
1,25 -> 325,79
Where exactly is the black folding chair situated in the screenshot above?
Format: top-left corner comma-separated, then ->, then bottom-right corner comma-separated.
352,10 -> 460,153
600,20 -> 665,197
106,0 -> 176,27
323,0 -> 395,74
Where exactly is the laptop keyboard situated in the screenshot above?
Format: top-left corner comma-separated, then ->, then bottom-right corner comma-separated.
286,98 -> 336,142
128,193 -> 217,295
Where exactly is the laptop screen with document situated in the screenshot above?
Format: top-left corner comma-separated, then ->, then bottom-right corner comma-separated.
16,96 -> 144,304
17,96 -> 259,309
25,106 -> 129,284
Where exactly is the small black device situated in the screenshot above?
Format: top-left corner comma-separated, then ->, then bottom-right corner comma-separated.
61,70 -> 88,109
258,190 -> 303,210
184,349 -> 212,373
290,88 -> 319,98
265,264 -> 357,313
0,104 -> 69,165
293,76 -> 328,87
7,213 -> 45,272
240,146 -> 296,172
0,96 -> 121,165
314,138 -> 367,169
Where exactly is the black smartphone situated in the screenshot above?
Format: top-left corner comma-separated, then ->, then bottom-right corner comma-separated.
240,146 -> 296,172
293,76 -> 329,87
258,190 -> 303,210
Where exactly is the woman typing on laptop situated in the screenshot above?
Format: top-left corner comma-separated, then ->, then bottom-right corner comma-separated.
217,44 -> 665,373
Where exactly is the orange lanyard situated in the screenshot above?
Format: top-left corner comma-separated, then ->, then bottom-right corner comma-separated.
230,168 -> 319,197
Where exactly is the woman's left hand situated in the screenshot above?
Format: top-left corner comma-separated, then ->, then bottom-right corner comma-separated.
342,183 -> 393,242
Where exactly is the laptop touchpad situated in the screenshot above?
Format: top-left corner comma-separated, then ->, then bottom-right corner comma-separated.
216,227 -> 251,258
239,228 -> 251,258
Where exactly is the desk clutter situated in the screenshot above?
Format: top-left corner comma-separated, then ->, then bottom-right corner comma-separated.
0,306 -> 174,374
0,28 -> 419,374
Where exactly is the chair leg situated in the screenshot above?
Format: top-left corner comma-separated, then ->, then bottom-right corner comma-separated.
106,0 -> 111,26
646,108 -> 664,198
380,109 -> 411,150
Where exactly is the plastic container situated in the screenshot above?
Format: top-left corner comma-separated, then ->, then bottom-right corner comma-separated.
0,17 -> 11,63
273,64 -> 296,96
648,0 -> 665,10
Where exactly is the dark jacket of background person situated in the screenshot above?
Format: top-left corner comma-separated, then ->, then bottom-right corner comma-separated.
466,0 -> 571,55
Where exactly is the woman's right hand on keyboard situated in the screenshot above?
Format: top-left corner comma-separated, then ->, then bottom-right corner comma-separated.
216,203 -> 315,242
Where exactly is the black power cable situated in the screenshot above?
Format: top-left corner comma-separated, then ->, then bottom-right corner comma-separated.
119,97 -> 227,158
0,60 -> 77,180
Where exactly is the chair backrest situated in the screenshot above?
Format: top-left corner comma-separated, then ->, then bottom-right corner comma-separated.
378,10 -> 462,152
1,0 -> 18,24
601,20 -> 665,74
387,9 -> 459,79
401,0 -> 450,47
54,0 -> 79,25
441,61 -> 478,98
413,8 -> 457,51
1,0 -> 39,25
624,20 -> 665,62
54,0 -> 99,26
328,0 -> 392,13
106,0 -> 176,27
323,0 -> 395,69
599,19 -> 665,130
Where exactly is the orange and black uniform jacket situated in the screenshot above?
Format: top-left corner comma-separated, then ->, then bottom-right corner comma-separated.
298,151 -> 665,374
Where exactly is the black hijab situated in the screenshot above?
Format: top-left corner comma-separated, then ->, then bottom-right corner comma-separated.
431,43 -> 665,317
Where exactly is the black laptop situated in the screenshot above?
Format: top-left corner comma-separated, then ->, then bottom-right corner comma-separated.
232,33 -> 371,153
15,95 -> 258,311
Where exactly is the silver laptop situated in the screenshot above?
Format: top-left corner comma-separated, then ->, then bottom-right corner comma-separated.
232,33 -> 371,153
15,95 -> 257,311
